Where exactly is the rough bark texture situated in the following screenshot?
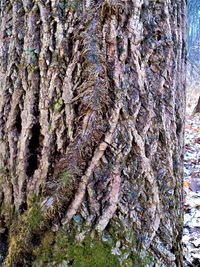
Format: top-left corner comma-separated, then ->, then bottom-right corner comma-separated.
0,0 -> 186,266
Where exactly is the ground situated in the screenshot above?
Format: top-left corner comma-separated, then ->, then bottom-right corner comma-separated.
183,113 -> 200,266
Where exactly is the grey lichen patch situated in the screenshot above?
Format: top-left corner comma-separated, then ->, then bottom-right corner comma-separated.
73,214 -> 83,224
25,47 -> 38,64
66,0 -> 83,12
25,47 -> 37,58
105,219 -> 154,267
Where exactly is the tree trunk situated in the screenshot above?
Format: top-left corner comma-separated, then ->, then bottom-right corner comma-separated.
192,96 -> 200,115
0,0 -> 186,266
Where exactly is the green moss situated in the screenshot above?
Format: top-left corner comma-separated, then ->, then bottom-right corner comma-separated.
3,195 -> 47,266
0,201 -> 14,227
59,170 -> 71,187
33,231 -> 55,267
33,230 -> 119,267
32,221 -> 154,267
22,194 -> 45,232
50,98 -> 64,112
67,236 -> 119,267
51,229 -> 69,264
32,229 -> 68,267
26,202 -> 44,232
9,196 -> 44,237
3,198 -> 153,267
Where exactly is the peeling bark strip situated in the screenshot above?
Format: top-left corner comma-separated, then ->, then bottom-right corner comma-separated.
96,162 -> 121,232
62,102 -> 122,225
0,0 -> 186,266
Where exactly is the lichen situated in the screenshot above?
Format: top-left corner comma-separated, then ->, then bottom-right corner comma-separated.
106,219 -> 154,267
66,0 -> 83,12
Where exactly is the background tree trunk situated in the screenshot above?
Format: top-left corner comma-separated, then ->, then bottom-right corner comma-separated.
0,0 -> 186,266
192,96 -> 200,115
186,0 -> 200,114
187,0 -> 200,83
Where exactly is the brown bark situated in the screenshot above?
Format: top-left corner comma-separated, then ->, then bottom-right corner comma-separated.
0,0 -> 186,266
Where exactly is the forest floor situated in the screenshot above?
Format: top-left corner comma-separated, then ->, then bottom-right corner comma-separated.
183,113 -> 200,266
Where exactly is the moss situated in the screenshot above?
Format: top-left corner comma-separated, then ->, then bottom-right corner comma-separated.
26,202 -> 44,232
3,199 -> 154,267
3,196 -> 47,267
3,236 -> 24,267
32,230 -> 119,267
32,221 -> 154,267
32,229 -> 68,267
50,98 -> 64,112
21,194 -> 45,232
3,217 -> 31,267
59,170 -> 71,188
51,229 -> 69,264
107,219 -> 136,246
67,236 -> 119,267
33,231 -> 55,267
0,202 -> 14,227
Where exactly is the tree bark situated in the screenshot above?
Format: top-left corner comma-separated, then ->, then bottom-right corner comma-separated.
0,0 -> 186,266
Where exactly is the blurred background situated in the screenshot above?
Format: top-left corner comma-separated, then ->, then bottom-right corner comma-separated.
187,0 -> 200,114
